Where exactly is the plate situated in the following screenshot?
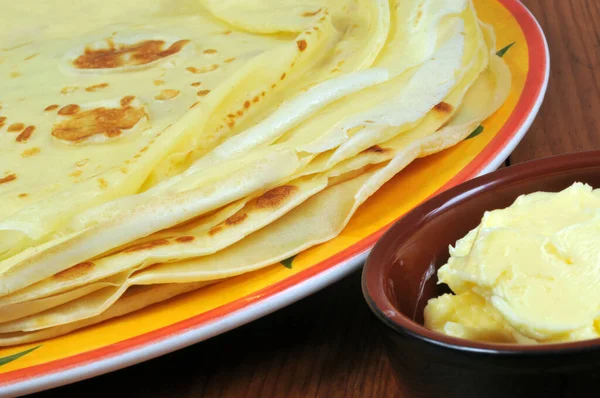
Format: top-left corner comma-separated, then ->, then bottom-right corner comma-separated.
0,0 -> 549,395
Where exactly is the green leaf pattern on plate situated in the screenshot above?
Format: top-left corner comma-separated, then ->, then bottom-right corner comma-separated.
465,125 -> 484,140
280,255 -> 296,269
496,42 -> 515,58
0,345 -> 41,367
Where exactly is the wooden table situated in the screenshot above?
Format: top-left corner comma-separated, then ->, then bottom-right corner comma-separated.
35,1 -> 600,396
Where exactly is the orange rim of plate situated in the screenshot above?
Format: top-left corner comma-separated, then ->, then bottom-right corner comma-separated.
0,0 -> 548,387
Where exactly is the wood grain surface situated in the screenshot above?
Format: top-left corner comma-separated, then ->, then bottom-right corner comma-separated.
34,1 -> 600,397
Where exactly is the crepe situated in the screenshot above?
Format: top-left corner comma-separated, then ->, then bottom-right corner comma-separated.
0,0 -> 513,344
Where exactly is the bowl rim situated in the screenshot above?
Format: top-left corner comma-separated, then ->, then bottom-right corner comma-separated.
362,149 -> 600,355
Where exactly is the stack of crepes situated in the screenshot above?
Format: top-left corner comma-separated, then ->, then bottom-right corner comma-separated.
0,0 -> 511,345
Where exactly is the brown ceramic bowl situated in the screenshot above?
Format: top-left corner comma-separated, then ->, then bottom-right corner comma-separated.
362,150 -> 600,398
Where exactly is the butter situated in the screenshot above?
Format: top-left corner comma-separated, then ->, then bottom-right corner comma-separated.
424,182 -> 600,343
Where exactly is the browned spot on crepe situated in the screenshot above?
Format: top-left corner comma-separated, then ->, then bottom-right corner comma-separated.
253,185 -> 298,209
44,104 -> 59,112
52,99 -> 145,142
7,123 -> 24,133
296,40 -> 308,51
187,64 -> 219,74
121,96 -> 136,107
433,101 -> 453,113
362,145 -> 391,154
85,83 -> 109,92
58,104 -> 81,116
225,212 -> 248,226
208,212 -> 248,236
73,39 -> 190,69
125,239 -> 170,253
0,174 -> 16,185
208,225 -> 223,236
175,236 -> 195,243
53,262 -> 95,280
155,89 -> 180,101
76,159 -> 89,167
302,8 -> 322,17
21,147 -> 40,157
61,86 -> 78,95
